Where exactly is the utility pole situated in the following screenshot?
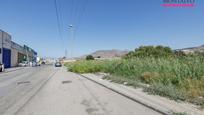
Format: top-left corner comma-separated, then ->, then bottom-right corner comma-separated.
65,49 -> 67,58
26,48 -> 29,62
69,25 -> 74,58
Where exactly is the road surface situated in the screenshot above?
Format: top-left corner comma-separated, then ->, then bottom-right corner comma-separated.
0,65 -> 161,115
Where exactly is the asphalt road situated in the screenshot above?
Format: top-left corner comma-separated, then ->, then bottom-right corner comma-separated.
0,65 -> 161,115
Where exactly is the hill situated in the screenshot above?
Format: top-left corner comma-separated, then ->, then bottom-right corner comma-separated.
79,49 -> 129,59
177,44 -> 204,53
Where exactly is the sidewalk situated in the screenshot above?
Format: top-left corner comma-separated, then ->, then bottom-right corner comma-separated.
82,73 -> 204,115
17,68 -> 161,115
3,67 -> 25,73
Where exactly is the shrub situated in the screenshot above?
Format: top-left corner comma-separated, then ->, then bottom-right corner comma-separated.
172,112 -> 187,115
144,83 -> 187,101
86,55 -> 94,60
141,72 -> 160,83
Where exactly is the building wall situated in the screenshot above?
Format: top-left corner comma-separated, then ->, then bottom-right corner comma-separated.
0,30 -> 12,68
18,52 -> 26,63
23,45 -> 37,62
11,41 -> 25,54
2,31 -> 11,49
0,31 -> 3,63
11,41 -> 26,65
0,29 -> 38,67
11,48 -> 18,67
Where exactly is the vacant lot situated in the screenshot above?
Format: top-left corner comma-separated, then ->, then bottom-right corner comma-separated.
65,56 -> 204,108
65,45 -> 204,108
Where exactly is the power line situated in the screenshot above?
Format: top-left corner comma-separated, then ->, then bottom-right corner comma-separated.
70,0 -> 75,24
54,0 -> 64,50
58,0 -> 64,33
73,0 -> 81,26
67,0 -> 79,58
68,0 -> 89,58
71,0 -> 88,29
75,0 -> 88,32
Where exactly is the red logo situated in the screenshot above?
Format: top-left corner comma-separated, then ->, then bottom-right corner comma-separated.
162,0 -> 195,7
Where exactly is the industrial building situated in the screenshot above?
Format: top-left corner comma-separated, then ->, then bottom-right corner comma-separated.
0,29 -> 37,68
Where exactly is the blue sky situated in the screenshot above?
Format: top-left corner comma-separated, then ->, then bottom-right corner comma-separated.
0,0 -> 204,58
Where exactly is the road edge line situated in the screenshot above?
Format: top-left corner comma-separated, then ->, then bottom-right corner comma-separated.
1,68 -> 24,74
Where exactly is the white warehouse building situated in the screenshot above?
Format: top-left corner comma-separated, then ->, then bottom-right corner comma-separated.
0,29 -> 37,68
0,30 -> 12,68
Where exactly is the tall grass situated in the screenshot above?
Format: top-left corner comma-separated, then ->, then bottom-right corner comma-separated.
65,56 -> 204,106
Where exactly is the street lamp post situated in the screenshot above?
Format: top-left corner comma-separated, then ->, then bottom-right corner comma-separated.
68,25 -> 74,59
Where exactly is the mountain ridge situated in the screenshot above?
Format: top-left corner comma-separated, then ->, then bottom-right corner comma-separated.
79,49 -> 129,59
177,44 -> 204,53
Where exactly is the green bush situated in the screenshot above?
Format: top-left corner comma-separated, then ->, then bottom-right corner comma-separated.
172,112 -> 187,115
86,55 -> 94,60
144,83 -> 187,101
124,45 -> 174,59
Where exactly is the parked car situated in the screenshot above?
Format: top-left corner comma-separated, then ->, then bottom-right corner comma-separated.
18,61 -> 29,67
0,63 -> 4,72
36,62 -> 41,66
32,62 -> 37,67
55,62 -> 62,67
41,61 -> 45,65
31,62 -> 40,67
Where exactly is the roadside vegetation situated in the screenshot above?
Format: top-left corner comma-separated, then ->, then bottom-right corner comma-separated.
65,46 -> 204,108
172,112 -> 187,115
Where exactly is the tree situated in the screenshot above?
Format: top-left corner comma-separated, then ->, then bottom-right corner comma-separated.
124,45 -> 174,59
86,55 -> 94,60
123,51 -> 135,59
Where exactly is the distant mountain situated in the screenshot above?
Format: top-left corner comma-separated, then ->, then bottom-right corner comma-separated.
177,44 -> 204,53
79,49 -> 129,59
91,49 -> 129,58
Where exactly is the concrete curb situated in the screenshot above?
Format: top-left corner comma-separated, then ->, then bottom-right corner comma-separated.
80,73 -> 204,115
79,73 -> 172,115
5,68 -> 24,73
